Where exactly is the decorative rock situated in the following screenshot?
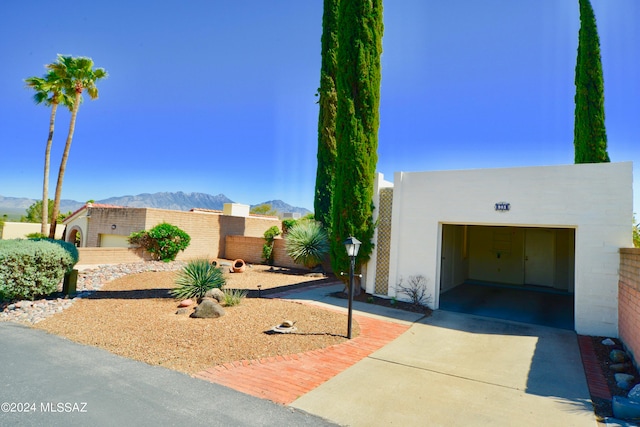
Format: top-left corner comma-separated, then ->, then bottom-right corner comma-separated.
602,338 -> 616,346
629,384 -> 640,403
610,363 -> 632,373
304,272 -> 325,278
190,298 -> 225,319
178,299 -> 193,307
616,373 -> 635,390
611,349 -> 630,363
175,308 -> 188,315
613,396 -> 640,422
204,288 -> 225,303
1,260 -> 186,325
616,373 -> 635,383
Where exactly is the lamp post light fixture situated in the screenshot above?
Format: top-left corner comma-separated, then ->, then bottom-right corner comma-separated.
343,236 -> 361,339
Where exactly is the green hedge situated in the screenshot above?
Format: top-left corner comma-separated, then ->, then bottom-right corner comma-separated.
0,239 -> 78,301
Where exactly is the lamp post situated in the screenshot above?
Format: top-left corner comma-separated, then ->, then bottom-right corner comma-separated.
343,236 -> 361,339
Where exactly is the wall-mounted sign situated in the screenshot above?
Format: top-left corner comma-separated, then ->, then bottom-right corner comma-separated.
495,202 -> 510,212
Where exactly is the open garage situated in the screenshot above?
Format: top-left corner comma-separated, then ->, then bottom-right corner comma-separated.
438,224 -> 575,329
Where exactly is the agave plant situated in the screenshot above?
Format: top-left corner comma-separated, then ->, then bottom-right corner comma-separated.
285,220 -> 329,269
171,259 -> 225,300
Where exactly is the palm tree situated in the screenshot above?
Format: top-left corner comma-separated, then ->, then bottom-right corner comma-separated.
47,55 -> 107,239
25,70 -> 74,235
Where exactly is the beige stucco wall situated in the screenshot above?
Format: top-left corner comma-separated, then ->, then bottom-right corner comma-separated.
66,206 -> 282,263
224,235 -> 300,269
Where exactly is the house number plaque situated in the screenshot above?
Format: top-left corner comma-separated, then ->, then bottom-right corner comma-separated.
495,202 -> 510,212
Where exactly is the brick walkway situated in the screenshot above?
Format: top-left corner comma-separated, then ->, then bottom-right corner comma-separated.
577,335 -> 612,401
194,306 -> 410,404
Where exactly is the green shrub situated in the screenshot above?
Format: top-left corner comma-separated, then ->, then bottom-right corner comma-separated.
31,238 -> 79,272
262,225 -> 281,265
0,239 -> 78,300
285,220 -> 329,269
171,259 -> 225,300
223,289 -> 248,306
129,222 -> 190,262
282,218 -> 298,234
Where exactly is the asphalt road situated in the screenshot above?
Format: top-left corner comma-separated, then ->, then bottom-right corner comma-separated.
0,322 -> 336,427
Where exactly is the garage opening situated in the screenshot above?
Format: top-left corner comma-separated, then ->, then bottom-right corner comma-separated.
439,225 -> 575,329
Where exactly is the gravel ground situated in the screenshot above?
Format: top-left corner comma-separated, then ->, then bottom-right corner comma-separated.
33,263 -> 356,374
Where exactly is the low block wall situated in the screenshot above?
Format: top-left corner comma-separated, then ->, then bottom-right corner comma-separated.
77,247 -> 152,265
619,248 -> 640,364
224,235 -> 300,269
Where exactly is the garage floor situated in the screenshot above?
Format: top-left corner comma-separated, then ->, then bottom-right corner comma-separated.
439,282 -> 574,330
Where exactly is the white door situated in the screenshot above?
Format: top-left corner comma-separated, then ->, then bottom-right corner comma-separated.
524,229 -> 555,287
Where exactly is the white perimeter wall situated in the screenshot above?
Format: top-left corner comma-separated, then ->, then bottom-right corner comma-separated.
386,162 -> 632,336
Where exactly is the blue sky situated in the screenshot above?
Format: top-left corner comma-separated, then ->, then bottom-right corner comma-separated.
0,1 -> 638,212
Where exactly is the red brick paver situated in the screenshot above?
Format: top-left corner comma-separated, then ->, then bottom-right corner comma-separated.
577,335 -> 612,400
194,305 -> 410,405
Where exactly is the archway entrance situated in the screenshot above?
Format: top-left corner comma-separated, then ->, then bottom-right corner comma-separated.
67,227 -> 83,247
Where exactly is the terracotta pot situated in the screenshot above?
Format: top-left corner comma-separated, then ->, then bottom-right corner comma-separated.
232,259 -> 246,273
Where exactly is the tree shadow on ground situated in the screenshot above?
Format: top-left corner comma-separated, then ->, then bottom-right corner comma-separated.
85,288 -> 174,300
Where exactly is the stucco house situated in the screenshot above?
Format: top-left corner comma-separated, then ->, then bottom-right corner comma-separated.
62,202 -> 281,261
364,162 -> 633,337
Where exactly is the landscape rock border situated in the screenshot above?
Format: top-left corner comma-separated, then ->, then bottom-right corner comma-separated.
0,261 -> 185,324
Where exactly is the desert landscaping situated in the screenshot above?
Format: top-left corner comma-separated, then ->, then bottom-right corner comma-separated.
32,262 -> 358,374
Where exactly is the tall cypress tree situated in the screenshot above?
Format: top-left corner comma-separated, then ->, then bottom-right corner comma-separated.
330,0 -> 383,285
574,0 -> 610,163
314,0 -> 340,230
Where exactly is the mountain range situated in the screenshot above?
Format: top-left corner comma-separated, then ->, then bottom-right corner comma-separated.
0,192 -> 311,218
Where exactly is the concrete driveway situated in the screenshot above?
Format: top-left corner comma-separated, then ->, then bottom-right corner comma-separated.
291,309 -> 596,427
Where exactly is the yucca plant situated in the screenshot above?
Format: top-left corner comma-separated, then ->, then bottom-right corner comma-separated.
171,259 -> 225,300
285,220 -> 329,269
223,289 -> 248,307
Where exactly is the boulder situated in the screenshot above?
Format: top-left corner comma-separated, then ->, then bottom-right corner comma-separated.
613,396 -> 640,422
610,363 -> 633,373
204,288 -> 225,303
611,349 -> 630,363
616,373 -> 635,390
629,384 -> 640,403
190,298 -> 225,319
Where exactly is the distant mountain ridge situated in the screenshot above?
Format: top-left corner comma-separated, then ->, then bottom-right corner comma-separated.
0,196 -> 82,216
0,192 -> 311,217
98,192 -> 234,211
